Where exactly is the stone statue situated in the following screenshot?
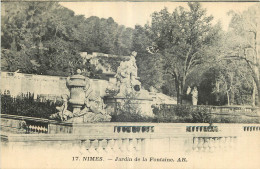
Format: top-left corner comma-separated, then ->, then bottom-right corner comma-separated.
115,51 -> 141,95
106,52 -> 155,117
186,86 -> 191,95
50,69 -> 111,123
50,94 -> 73,121
192,87 -> 198,105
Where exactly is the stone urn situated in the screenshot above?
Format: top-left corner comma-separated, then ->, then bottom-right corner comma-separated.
67,69 -> 88,114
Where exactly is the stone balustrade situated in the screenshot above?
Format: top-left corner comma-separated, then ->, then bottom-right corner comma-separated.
243,126 -> 260,132
159,104 -> 259,116
0,114 -> 72,134
26,125 -> 48,134
186,126 -> 218,132
114,126 -> 154,133
192,136 -> 237,152
80,137 -> 146,154
1,114 -> 260,155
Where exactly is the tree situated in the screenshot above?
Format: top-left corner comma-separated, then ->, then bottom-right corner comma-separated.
132,25 -> 164,91
1,2 -> 86,76
81,16 -> 134,56
226,4 -> 260,105
146,2 -> 220,104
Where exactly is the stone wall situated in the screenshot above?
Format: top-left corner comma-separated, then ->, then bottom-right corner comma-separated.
1,72 -> 110,99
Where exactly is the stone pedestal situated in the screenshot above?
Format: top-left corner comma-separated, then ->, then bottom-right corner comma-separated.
67,72 -> 88,114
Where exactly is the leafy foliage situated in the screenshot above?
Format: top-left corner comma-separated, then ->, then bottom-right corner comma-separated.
142,3 -> 221,103
152,105 -> 260,123
1,2 -> 135,77
1,94 -> 58,119
110,91 -> 153,122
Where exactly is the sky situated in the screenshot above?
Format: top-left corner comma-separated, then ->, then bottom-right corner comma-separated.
60,2 -> 257,31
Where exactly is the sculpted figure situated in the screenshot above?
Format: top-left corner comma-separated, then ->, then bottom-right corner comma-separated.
50,94 -> 73,121
115,51 -> 141,94
50,69 -> 111,123
192,87 -> 198,105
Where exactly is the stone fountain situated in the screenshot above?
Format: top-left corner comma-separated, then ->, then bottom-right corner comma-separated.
50,69 -> 111,123
104,51 -> 154,117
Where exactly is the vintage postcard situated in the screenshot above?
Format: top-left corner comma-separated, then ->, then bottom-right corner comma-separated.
1,0 -> 260,169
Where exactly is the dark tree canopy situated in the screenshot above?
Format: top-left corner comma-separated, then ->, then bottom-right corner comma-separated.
1,2 -> 135,77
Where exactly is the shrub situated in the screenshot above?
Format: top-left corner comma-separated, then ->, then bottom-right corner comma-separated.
1,94 -> 58,119
152,104 -> 260,123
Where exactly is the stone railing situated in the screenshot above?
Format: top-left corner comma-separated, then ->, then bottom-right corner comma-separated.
26,124 -> 48,134
0,114 -> 72,134
158,104 -> 259,116
192,136 -> 237,152
114,126 -> 155,133
243,126 -> 260,132
186,126 -> 218,132
80,137 -> 146,154
1,131 -> 244,155
2,114 -> 260,156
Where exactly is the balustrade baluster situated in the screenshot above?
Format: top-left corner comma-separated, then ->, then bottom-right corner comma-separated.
32,125 -> 35,133
135,138 -> 142,152
128,127 -> 132,133
193,137 -> 199,151
130,127 -> 134,133
105,139 -> 113,154
141,139 -> 146,153
96,139 -> 105,154
203,138 -> 209,152
142,127 -> 145,133
113,139 -> 121,153
29,125 -> 32,133
39,126 -> 42,133
26,125 -> 29,133
123,127 -> 127,133
218,137 -> 223,150
209,138 -> 214,152
88,139 -> 97,154
120,138 -> 129,153
117,127 -> 121,133
36,126 -> 40,133
151,126 -> 154,132
105,139 -> 113,153
198,138 -> 204,151
222,137 -> 227,151
31,125 -> 35,133
128,139 -> 135,153
137,127 -> 141,133
213,137 -> 219,151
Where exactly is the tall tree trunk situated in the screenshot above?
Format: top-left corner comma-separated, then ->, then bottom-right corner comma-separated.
253,31 -> 259,105
230,89 -> 234,105
251,66 -> 260,106
175,78 -> 182,104
252,82 -> 256,106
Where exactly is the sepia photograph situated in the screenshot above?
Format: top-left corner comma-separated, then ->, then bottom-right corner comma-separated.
1,1 -> 260,169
